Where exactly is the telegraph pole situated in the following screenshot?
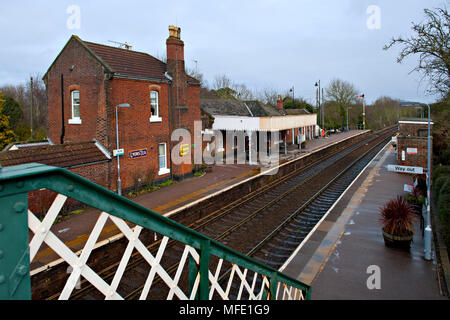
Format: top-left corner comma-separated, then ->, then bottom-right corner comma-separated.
30,76 -> 34,140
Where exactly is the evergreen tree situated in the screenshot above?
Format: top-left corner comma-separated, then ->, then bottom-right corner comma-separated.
0,93 -> 15,150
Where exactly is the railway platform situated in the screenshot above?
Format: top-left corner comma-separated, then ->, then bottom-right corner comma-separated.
30,130 -> 368,272
280,141 -> 446,299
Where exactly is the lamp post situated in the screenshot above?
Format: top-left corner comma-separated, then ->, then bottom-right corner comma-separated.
398,101 -> 432,260
357,94 -> 365,130
115,103 -> 130,196
315,81 -> 324,134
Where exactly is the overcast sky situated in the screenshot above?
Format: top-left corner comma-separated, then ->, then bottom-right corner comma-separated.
1,0 -> 447,104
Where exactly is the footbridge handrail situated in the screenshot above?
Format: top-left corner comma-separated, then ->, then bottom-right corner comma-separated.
0,163 -> 310,300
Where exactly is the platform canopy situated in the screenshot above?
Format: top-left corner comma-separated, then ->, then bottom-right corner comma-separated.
211,114 -> 317,132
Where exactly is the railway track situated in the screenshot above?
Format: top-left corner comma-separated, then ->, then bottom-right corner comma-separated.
43,128 -> 395,300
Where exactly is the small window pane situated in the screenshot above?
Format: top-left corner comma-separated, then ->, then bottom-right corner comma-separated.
72,90 -> 80,118
150,91 -> 159,117
158,143 -> 166,169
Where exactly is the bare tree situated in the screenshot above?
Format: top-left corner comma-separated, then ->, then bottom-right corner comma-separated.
186,67 -> 208,88
212,74 -> 233,91
233,83 -> 254,100
256,87 -> 278,106
384,6 -> 450,97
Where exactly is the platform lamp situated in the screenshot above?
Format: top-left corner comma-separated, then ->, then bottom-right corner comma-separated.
357,94 -> 365,130
115,103 -> 130,196
315,81 -> 323,131
398,101 -> 432,261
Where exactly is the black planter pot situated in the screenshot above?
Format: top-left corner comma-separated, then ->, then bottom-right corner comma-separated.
382,230 -> 413,249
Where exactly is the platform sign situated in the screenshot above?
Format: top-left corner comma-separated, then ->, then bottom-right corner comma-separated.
129,148 -> 147,159
113,148 -> 124,156
407,147 -> 418,154
387,164 -> 423,174
179,144 -> 190,156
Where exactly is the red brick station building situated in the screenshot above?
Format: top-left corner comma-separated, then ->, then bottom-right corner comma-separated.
0,25 -> 318,213
2,26 -> 201,196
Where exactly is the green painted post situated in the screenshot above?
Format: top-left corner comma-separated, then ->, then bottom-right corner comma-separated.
0,189 -> 31,300
269,272 -> 278,300
305,287 -> 312,300
188,251 -> 199,300
199,240 -> 210,300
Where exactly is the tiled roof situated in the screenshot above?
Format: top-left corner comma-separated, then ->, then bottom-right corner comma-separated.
0,141 -> 110,168
43,35 -> 200,85
285,108 -> 311,115
84,40 -> 200,84
85,41 -> 168,81
200,99 -> 284,117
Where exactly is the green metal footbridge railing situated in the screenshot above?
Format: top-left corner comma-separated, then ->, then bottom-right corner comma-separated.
0,163 -> 310,300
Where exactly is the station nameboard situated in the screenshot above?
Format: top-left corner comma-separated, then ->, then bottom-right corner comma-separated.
387,164 -> 424,174
129,148 -> 148,159
113,148 -> 124,156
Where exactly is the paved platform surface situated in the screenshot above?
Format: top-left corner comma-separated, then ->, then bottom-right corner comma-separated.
281,142 -> 445,299
31,130 -> 367,269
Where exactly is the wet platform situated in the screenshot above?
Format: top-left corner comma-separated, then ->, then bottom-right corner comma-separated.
281,141 -> 445,299
31,130 -> 368,271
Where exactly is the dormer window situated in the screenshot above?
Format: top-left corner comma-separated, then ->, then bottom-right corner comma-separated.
68,90 -> 82,124
150,90 -> 162,122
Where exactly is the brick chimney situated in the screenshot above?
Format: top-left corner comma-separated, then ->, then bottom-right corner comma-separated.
166,25 -> 187,111
276,94 -> 283,110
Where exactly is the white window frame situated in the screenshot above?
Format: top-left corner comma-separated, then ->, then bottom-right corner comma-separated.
68,90 -> 82,124
158,143 -> 170,175
150,90 -> 162,123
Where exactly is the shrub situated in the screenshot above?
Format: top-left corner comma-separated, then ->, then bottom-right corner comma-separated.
160,179 -> 174,187
380,196 -> 415,236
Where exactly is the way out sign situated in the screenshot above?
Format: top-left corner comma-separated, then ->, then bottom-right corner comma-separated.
387,164 -> 424,174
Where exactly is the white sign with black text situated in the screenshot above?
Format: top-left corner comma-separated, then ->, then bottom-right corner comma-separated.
387,164 -> 424,174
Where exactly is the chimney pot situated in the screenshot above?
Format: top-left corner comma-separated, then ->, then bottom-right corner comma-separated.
169,25 -> 181,39
276,94 -> 283,110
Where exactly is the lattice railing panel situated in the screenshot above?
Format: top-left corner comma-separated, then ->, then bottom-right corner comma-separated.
0,163 -> 310,300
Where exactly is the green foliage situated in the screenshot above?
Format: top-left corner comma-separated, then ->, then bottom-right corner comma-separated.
14,123 -> 31,141
432,166 -> 450,249
2,96 -> 22,129
160,179 -> 174,187
213,87 -> 238,100
0,93 -> 15,149
283,97 -> 314,112
194,170 -> 205,177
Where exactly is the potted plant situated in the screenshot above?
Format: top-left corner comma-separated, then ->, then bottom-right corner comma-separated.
380,196 -> 415,249
405,186 -> 425,216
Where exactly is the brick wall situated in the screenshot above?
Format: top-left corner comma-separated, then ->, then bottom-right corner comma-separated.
45,37 -> 107,145
397,136 -> 432,170
399,122 -> 430,137
107,78 -> 172,191
28,161 -> 110,217
45,36 -> 202,192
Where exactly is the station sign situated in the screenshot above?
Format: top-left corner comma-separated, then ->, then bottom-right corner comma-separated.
129,148 -> 148,159
179,144 -> 190,156
404,184 -> 414,192
387,164 -> 424,174
113,148 -> 124,156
